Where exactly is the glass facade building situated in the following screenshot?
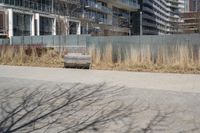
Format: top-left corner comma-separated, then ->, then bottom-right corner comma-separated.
132,0 -> 185,35
0,0 -> 139,37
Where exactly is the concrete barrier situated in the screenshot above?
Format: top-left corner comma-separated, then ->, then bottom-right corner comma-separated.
64,53 -> 91,69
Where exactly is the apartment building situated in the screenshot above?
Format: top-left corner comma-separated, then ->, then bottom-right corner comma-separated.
0,0 -> 82,38
190,0 -> 200,12
182,0 -> 190,12
132,0 -> 184,35
0,0 -> 139,38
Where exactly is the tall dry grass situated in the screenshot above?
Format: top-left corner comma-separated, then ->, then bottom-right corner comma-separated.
0,45 -> 66,67
1,44 -> 200,73
89,44 -> 200,74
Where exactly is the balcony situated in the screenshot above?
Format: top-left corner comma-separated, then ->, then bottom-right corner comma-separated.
59,0 -> 80,4
96,18 -> 111,25
110,0 -> 139,11
84,1 -> 112,14
80,12 -> 111,25
0,0 -> 53,14
0,27 -> 7,36
166,0 -> 184,4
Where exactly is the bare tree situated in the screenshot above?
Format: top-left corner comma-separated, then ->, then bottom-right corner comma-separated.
0,83 -> 139,133
55,0 -> 81,35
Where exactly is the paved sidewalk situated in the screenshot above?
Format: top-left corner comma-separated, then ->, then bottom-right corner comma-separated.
0,65 -> 199,93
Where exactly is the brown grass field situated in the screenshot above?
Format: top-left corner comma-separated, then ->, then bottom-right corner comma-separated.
0,44 -> 200,74
0,45 -> 65,68
89,44 -> 200,74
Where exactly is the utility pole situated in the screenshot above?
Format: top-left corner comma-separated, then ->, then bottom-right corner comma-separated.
86,22 -> 89,34
129,11 -> 131,36
140,11 -> 143,36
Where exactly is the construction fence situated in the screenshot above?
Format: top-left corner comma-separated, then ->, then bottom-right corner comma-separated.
1,34 -> 200,64
0,34 -> 199,46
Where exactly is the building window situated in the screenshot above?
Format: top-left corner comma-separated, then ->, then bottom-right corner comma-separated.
13,13 -> 32,36
40,16 -> 53,35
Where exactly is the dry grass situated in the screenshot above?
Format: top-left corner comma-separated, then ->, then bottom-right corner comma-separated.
1,44 -> 200,74
0,45 -> 65,68
89,44 -> 200,74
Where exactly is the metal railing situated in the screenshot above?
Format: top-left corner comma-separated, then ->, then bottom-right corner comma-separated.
0,0 -> 53,13
84,0 -> 112,14
0,26 -> 7,35
116,0 -> 139,9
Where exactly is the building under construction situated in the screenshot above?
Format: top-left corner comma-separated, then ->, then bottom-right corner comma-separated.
180,12 -> 200,33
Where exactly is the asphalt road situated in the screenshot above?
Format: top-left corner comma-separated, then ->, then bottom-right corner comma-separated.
1,65 -> 200,132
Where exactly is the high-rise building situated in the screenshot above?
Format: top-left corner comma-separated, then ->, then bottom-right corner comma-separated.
0,0 -> 139,38
182,0 -> 190,12
80,0 -> 139,36
190,0 -> 200,12
131,0 -> 185,35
